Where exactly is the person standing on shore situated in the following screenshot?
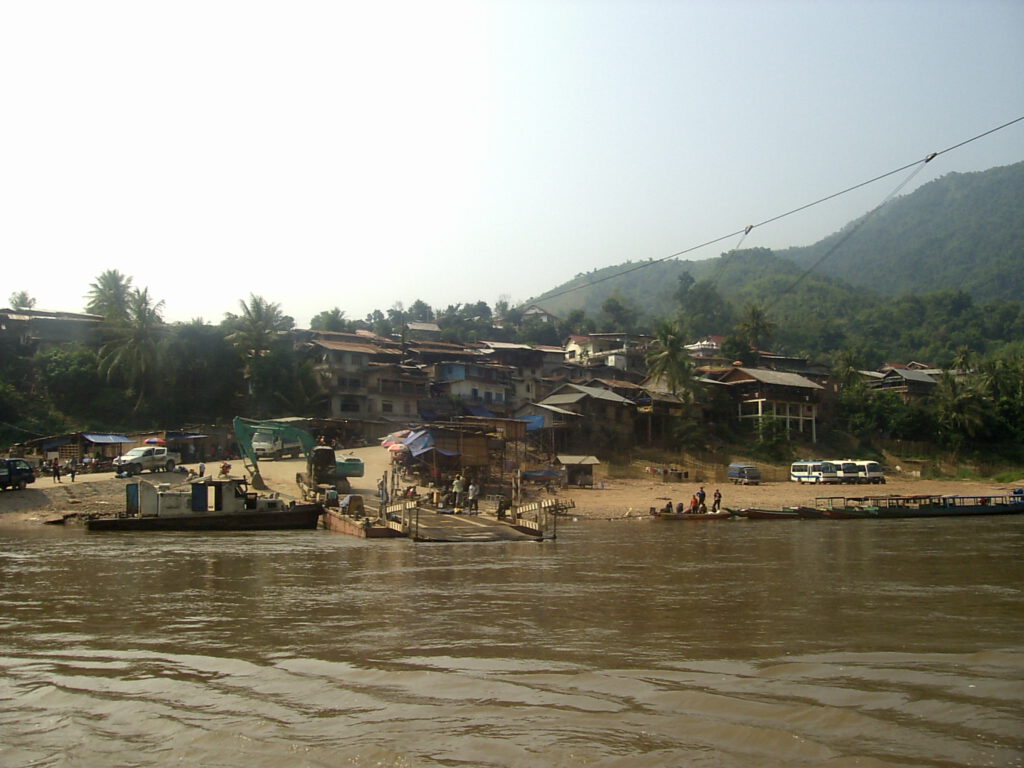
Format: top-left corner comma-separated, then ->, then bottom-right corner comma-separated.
52,459 -> 61,483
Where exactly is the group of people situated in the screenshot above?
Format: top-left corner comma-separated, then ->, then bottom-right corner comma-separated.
422,474 -> 481,512
660,486 -> 723,515
49,458 -> 76,483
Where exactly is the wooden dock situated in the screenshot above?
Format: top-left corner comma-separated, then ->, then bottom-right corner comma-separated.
369,497 -> 575,542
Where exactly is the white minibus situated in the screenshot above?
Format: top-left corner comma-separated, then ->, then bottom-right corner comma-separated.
853,460 -> 886,484
790,461 -> 840,484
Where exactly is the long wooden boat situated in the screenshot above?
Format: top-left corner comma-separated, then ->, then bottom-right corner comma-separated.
650,509 -> 732,521
811,493 -> 1024,519
738,508 -> 801,520
85,477 -> 322,531
320,495 -> 406,538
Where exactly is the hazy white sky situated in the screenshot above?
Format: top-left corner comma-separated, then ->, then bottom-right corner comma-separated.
3,0 -> 1022,327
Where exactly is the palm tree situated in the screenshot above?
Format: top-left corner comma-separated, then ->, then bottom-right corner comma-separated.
224,295 -> 294,358
831,348 -> 866,390
224,295 -> 294,415
8,290 -> 36,309
933,373 -> 989,456
646,321 -> 697,401
86,270 -> 133,322
736,303 -> 776,352
98,288 -> 166,413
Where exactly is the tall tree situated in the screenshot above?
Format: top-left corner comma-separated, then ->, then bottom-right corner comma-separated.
224,295 -> 294,358
86,270 -> 133,322
933,373 -> 990,455
599,294 -> 638,333
97,288 -> 166,414
678,279 -> 735,337
8,290 -> 36,309
736,303 -> 776,351
407,299 -> 434,322
310,307 -> 350,332
223,295 -> 295,417
646,321 -> 698,401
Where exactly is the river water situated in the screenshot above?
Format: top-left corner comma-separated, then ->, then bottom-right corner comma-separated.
1,516 -> 1022,767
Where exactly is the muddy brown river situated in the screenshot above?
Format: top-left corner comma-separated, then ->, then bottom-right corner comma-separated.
1,516 -> 1022,766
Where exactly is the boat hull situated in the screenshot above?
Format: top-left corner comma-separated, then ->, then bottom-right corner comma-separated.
651,511 -> 732,520
740,508 -> 800,520
86,505 -> 322,531
321,509 -> 406,538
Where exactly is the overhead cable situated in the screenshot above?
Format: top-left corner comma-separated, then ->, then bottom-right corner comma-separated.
535,115 -> 1024,305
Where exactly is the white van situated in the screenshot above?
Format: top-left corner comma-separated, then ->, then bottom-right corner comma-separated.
853,460 -> 886,484
790,461 -> 840,484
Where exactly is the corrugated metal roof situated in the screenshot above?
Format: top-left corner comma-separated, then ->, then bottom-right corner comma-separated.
542,393 -> 586,406
554,383 -> 634,403
530,403 -> 579,416
313,339 -> 385,355
734,368 -> 824,389
557,455 -> 601,465
884,368 -> 936,384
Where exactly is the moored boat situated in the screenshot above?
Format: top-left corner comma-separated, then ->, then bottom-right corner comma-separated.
652,512 -> 732,520
739,507 -> 801,520
320,494 -> 407,538
811,493 -> 1024,519
84,476 -> 322,531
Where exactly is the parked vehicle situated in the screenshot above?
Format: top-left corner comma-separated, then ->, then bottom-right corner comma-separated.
0,458 -> 36,490
790,461 -> 840,484
113,446 -> 181,475
830,460 -> 862,484
252,432 -> 303,460
853,460 -> 886,484
727,463 -> 761,485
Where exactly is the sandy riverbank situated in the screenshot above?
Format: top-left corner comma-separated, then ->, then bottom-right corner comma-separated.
2,449 -> 1021,526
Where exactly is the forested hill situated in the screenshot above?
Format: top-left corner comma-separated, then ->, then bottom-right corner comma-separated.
777,161 -> 1024,301
533,161 -> 1024,317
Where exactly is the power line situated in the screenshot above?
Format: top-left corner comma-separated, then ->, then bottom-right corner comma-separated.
534,115 -> 1024,306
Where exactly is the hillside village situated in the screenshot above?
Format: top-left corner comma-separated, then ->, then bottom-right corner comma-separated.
1,304 -> 971,474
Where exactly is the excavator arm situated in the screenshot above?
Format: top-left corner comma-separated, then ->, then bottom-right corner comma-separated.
233,417 -> 318,490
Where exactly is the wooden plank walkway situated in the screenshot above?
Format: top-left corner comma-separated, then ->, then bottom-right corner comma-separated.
373,497 -> 575,543
408,510 -> 543,542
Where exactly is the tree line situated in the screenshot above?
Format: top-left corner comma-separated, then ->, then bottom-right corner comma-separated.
4,268 -> 1023,464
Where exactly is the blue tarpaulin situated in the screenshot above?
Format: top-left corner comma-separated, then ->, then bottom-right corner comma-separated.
402,429 -> 461,458
520,415 -> 546,432
82,433 -> 131,444
465,404 -> 494,418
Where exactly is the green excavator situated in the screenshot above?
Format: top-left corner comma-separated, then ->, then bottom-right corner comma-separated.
233,417 -> 364,499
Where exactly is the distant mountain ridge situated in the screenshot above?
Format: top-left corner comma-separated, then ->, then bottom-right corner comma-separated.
533,161 -> 1024,318
778,161 -> 1024,299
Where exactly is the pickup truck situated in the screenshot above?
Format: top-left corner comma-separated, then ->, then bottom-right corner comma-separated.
0,458 -> 36,490
113,446 -> 181,475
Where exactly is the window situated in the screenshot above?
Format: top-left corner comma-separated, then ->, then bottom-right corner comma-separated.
382,401 -> 394,413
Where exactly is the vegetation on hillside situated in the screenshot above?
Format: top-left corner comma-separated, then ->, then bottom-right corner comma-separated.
2,162 -> 1022,468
